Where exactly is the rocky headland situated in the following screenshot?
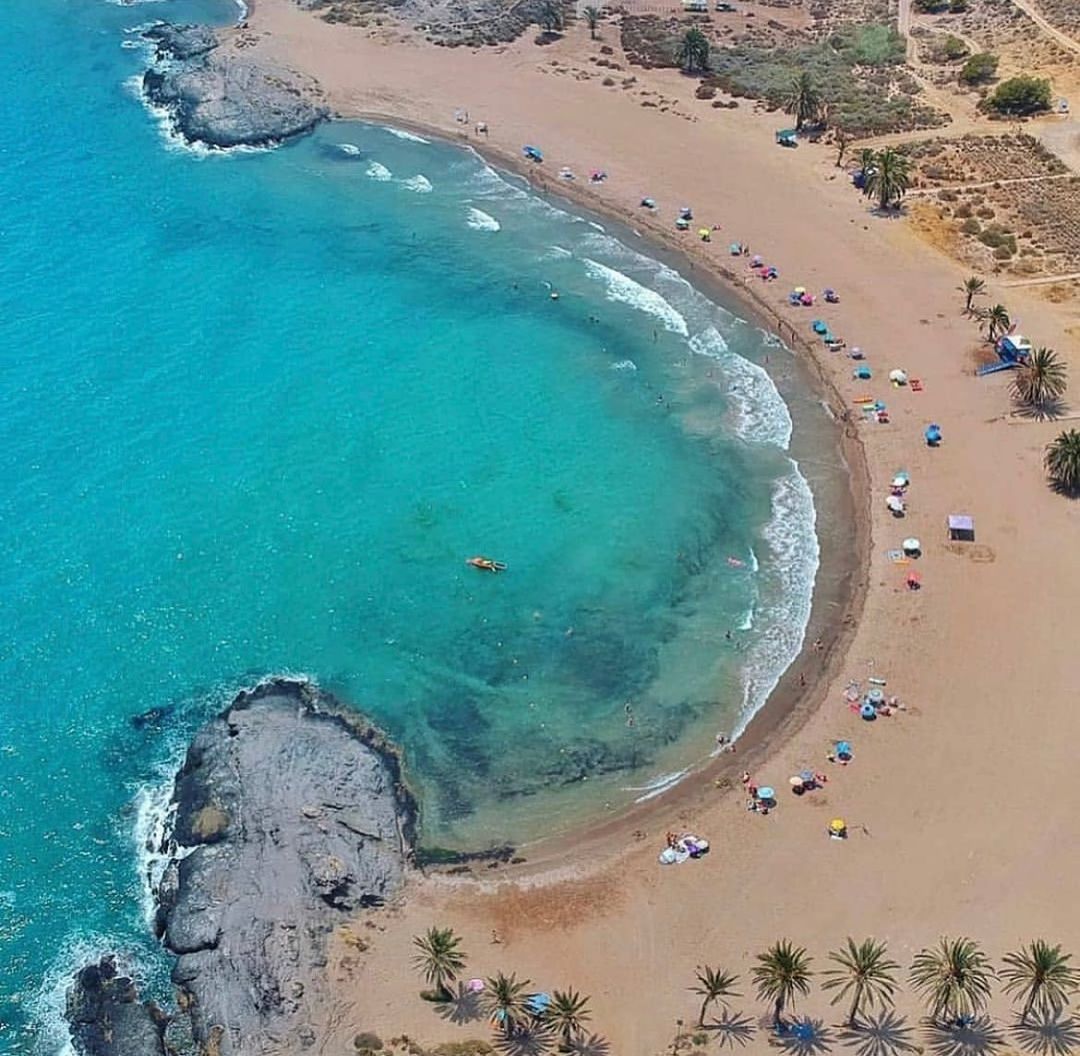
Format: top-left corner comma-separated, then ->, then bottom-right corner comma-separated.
141,23 -> 329,148
67,678 -> 415,1056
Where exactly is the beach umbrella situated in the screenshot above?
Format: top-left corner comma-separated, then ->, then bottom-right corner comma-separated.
902,537 -> 921,555
866,687 -> 885,705
891,472 -> 909,488
925,424 -> 942,445
789,775 -> 804,789
528,992 -> 552,1015
794,286 -> 806,295
836,740 -> 852,758
860,702 -> 877,720
698,228 -> 711,239
889,368 -> 908,384
886,495 -> 905,514
757,786 -> 775,801
830,818 -> 847,834
729,242 -> 741,254
800,769 -> 815,783
467,979 -> 485,993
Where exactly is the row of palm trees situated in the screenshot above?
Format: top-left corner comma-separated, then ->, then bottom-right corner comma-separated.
413,927 -> 593,1048
691,937 -> 1078,1030
958,276 -> 1080,490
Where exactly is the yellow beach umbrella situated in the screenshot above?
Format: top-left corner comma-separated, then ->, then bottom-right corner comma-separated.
829,818 -> 847,834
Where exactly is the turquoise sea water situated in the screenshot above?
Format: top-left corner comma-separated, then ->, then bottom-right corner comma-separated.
0,0 -> 822,1048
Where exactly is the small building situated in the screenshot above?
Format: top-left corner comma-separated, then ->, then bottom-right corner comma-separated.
683,0 -> 709,11
947,514 -> 975,542
998,334 -> 1033,362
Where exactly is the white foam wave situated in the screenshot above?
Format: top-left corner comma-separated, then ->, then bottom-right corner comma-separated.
733,465 -> 819,737
611,359 -> 638,371
625,768 -> 689,802
366,161 -> 392,181
466,158 -> 530,200
466,207 -> 500,232
401,174 -> 433,193
337,142 -> 362,156
689,328 -> 793,449
131,762 -> 193,931
543,245 -> 573,260
582,258 -> 689,336
383,126 -> 430,144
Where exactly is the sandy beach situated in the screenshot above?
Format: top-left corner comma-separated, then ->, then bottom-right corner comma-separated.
223,4 -> 1080,1049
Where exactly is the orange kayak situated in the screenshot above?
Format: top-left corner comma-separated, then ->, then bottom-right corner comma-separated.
466,556 -> 507,572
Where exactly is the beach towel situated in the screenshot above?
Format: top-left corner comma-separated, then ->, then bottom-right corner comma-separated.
910,379 -> 923,391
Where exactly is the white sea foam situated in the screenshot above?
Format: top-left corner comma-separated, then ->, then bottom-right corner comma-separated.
131,762 -> 192,931
383,126 -> 430,144
689,328 -> 793,449
365,161 -> 393,181
542,245 -> 573,260
611,359 -> 638,371
732,465 -> 819,737
625,768 -> 689,802
337,142 -> 362,156
466,207 -> 500,232
401,174 -> 433,193
582,258 -> 689,336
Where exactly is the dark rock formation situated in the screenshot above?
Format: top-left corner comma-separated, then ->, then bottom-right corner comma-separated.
65,957 -> 167,1056
68,679 -> 415,1056
141,24 -> 328,149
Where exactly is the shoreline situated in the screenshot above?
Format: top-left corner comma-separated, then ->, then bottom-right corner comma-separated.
305,112 -> 873,868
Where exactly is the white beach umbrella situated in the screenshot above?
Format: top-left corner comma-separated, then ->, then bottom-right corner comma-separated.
886,495 -> 905,514
889,369 -> 908,384
902,538 -> 921,554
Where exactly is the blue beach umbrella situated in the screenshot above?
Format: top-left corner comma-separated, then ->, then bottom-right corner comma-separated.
836,740 -> 852,758
860,702 -> 877,720
528,993 -> 551,1015
757,786 -> 776,801
799,769 -> 815,784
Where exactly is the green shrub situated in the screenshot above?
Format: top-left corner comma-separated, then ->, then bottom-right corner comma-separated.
993,244 -> 1014,259
960,52 -> 998,85
977,226 -> 1016,253
949,0 -> 968,10
988,75 -> 1052,115
960,218 -> 981,234
943,35 -> 968,59
914,0 -> 948,11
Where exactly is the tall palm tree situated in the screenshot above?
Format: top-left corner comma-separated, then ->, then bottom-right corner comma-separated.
1011,347 -> 1067,412
691,966 -> 741,1026
544,988 -> 591,1050
1045,429 -> 1080,493
823,938 -> 900,1027
753,940 -> 813,1026
863,148 -> 912,210
1001,940 -> 1079,1023
412,926 -> 467,1000
482,971 -> 532,1037
538,0 -> 563,33
910,937 -> 995,1024
675,27 -> 710,73
584,4 -> 600,38
985,303 -> 1011,342
958,275 -> 986,315
785,71 -> 821,131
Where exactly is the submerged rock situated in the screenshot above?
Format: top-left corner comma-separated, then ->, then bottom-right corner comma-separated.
65,957 -> 167,1056
69,678 -> 415,1056
141,23 -> 328,149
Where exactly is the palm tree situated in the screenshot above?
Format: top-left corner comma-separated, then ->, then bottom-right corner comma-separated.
412,926 -> 467,1000
675,27 -> 710,73
584,4 -> 600,38
691,966 -> 741,1026
910,937 -> 995,1025
823,938 -> 901,1027
1011,347 -> 1067,412
538,0 -> 563,33
857,147 -> 877,173
958,275 -> 986,315
863,148 -> 912,210
1045,429 -> 1080,493
985,303 -> 1011,342
1001,941 -> 1079,1023
785,71 -> 821,131
753,940 -> 813,1026
544,988 -> 591,1050
482,971 -> 532,1037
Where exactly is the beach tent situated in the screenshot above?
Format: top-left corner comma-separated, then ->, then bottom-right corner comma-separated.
522,145 -> 543,162
999,334 -> 1033,361
947,514 -> 975,541
853,366 -> 872,380
776,129 -> 797,147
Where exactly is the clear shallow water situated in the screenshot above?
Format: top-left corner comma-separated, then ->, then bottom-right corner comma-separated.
0,0 -> 819,1047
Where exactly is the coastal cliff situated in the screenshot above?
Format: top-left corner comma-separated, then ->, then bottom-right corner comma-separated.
67,679 -> 415,1056
141,24 -> 328,148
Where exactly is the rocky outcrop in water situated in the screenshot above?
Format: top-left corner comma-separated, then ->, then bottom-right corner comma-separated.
67,679 -> 415,1056
65,957 -> 167,1056
141,23 -> 328,148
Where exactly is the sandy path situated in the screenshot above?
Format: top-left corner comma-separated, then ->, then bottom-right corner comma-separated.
228,6 -> 1080,1052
